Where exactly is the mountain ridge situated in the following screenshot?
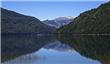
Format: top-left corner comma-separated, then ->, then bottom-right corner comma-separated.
57,2 -> 110,34
43,16 -> 74,28
1,8 -> 56,34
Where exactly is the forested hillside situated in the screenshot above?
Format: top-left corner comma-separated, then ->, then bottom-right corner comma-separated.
57,2 -> 110,34
1,8 -> 56,34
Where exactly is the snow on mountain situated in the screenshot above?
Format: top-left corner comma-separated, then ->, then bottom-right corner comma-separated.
43,16 -> 75,28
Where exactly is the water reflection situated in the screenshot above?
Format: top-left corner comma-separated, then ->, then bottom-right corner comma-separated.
2,48 -> 100,64
44,40 -> 72,51
2,34 -> 102,64
58,35 -> 110,64
1,33 -> 56,62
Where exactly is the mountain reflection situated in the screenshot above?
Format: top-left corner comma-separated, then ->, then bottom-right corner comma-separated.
58,35 -> 110,64
1,34 -> 56,62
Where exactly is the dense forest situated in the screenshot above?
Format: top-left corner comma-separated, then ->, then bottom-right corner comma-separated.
58,35 -> 110,64
57,2 -> 110,35
1,8 -> 56,62
1,1 -> 110,63
1,8 -> 56,34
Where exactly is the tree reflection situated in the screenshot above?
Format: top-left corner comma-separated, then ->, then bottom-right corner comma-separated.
58,35 -> 110,64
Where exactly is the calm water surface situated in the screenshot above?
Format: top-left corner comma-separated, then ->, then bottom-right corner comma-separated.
2,34 -> 110,64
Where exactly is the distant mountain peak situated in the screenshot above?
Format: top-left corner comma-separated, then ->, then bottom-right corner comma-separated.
43,16 -> 74,28
1,8 -> 56,33
57,2 -> 110,34
54,16 -> 75,20
67,16 -> 76,19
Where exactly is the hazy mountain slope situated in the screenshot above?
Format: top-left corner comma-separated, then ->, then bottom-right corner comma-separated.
1,8 -> 56,34
43,17 -> 74,28
1,8 -> 56,62
57,2 -> 110,34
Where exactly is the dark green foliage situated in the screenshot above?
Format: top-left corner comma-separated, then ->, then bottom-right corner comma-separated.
1,8 -> 56,62
58,35 -> 110,64
57,2 -> 110,34
1,34 -> 55,62
56,2 -> 110,64
1,8 -> 56,34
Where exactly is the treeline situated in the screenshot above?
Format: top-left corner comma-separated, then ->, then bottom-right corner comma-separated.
57,2 -> 110,35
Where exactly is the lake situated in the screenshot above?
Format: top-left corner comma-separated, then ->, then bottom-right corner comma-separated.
1,34 -> 110,64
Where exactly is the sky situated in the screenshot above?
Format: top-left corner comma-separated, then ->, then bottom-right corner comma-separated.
1,0 -> 109,1
1,1 -> 108,20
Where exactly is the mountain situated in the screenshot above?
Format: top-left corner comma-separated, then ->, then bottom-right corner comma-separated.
57,2 -> 110,34
58,35 -> 110,64
1,8 -> 56,62
44,41 -> 72,51
1,34 -> 55,62
1,8 -> 56,34
43,17 -> 74,28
